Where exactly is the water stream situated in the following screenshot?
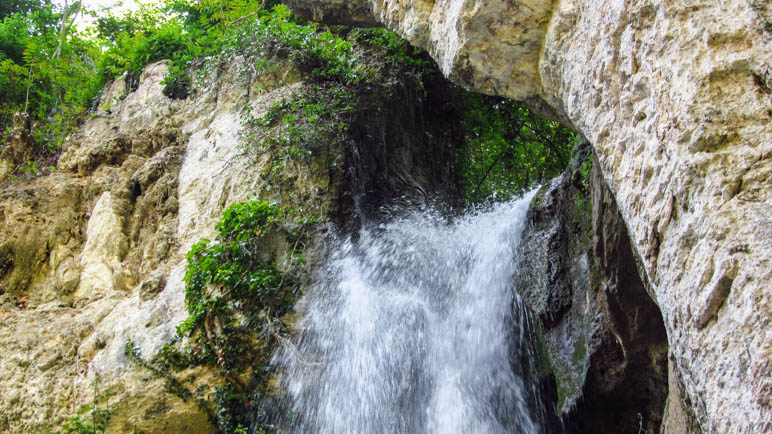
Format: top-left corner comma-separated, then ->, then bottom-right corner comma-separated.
273,191 -> 548,433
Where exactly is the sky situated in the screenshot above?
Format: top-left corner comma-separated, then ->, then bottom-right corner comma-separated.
52,0 -> 150,29
53,0 -> 146,13
54,0 -> 135,13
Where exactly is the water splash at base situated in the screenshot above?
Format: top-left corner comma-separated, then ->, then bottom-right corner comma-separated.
274,191 -> 548,433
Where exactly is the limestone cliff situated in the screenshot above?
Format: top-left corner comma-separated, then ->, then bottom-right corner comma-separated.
0,50 -> 462,431
286,1 -> 772,431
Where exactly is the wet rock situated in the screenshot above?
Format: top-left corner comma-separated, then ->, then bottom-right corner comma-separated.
516,140 -> 670,433
75,191 -> 129,299
138,270 -> 167,302
55,257 -> 80,294
0,175 -> 87,305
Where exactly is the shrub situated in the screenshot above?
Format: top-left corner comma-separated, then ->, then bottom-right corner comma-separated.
127,201 -> 313,433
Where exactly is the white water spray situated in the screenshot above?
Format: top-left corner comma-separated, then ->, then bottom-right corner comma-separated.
273,191 -> 547,433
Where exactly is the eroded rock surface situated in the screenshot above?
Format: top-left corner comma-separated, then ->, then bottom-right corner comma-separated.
517,141 -> 670,433
0,112 -> 35,179
288,0 -> 772,431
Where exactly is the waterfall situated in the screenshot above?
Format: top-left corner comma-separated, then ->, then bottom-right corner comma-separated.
272,190 -> 549,433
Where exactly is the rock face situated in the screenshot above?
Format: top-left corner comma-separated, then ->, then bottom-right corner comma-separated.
517,141 -> 671,433
0,112 -> 35,179
0,53 -> 462,432
287,1 -> 772,431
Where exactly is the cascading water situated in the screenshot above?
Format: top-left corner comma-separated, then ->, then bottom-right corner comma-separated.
272,191 -> 550,433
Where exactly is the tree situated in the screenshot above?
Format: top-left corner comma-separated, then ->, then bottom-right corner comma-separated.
53,0 -> 82,58
0,0 -> 102,167
457,92 -> 576,203
0,0 -> 52,20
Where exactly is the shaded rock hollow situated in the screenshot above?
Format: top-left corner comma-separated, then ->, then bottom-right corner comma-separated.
515,141 -> 678,433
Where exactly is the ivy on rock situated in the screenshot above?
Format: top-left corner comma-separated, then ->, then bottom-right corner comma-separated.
126,200 -> 315,434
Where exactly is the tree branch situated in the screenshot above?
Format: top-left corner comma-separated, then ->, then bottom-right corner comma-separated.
53,0 -> 82,59
471,143 -> 516,199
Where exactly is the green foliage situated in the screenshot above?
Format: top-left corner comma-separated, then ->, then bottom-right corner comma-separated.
95,12 -> 139,43
215,200 -> 283,241
97,4 -> 200,97
579,158 -> 592,191
97,2 -> 373,99
456,92 -> 577,203
126,200 -> 312,434
59,406 -> 110,434
195,3 -> 427,87
0,0 -> 104,173
0,0 -> 431,179
235,11 -> 429,163
248,83 -> 357,160
570,154 -> 593,247
181,201 -> 292,334
0,0 -> 52,20
345,27 -> 430,80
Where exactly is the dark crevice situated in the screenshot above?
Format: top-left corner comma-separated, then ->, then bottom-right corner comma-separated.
566,151 -> 669,434
515,140 -> 672,433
